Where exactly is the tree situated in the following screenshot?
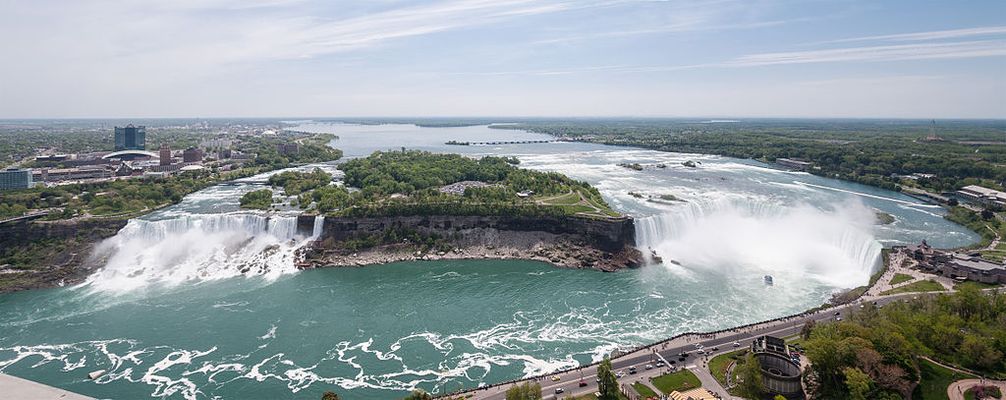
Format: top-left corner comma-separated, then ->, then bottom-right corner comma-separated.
736,353 -> 765,399
321,392 -> 341,400
774,395 -> 787,400
504,381 -> 542,400
402,389 -> 434,400
843,367 -> 872,400
981,209 -> 995,220
597,357 -> 620,400
801,320 -> 816,340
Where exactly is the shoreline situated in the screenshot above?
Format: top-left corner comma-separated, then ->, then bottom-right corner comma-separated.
441,246 -> 984,400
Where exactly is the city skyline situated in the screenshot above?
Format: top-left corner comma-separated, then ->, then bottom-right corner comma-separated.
1,0 -> 1004,119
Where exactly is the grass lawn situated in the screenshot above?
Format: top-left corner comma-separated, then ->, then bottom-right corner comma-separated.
914,359 -> 975,400
882,279 -> 945,295
890,273 -> 915,285
708,349 -> 747,387
538,191 -> 580,206
632,382 -> 658,398
964,385 -> 1002,400
650,369 -> 701,394
955,281 -> 1002,290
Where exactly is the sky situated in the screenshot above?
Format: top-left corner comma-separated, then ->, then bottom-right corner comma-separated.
0,0 -> 1004,119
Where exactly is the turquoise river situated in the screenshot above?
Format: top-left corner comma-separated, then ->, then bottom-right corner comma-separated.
0,123 -> 979,399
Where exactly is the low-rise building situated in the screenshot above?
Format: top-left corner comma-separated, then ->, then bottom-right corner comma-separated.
182,147 -> 204,163
33,166 -> 112,183
907,240 -> 1006,284
0,168 -> 33,190
956,185 -> 1006,208
669,388 -> 717,400
751,335 -> 803,397
438,181 -> 490,195
276,143 -> 300,155
775,158 -> 812,171
34,154 -> 69,163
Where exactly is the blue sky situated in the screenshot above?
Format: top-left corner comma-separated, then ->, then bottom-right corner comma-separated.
1,0 -> 1003,118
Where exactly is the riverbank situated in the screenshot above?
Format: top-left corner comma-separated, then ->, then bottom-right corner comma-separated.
446,251 -> 1003,400
0,218 -> 128,293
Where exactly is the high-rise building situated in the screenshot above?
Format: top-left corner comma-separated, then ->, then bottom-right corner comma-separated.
0,168 -> 33,191
114,124 -> 146,151
159,143 -> 172,166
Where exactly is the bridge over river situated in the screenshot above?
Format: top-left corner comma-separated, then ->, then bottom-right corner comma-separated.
446,140 -> 559,146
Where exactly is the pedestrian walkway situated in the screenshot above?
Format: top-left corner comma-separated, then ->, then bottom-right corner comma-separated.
0,373 -> 94,400
947,378 -> 1006,400
687,365 -> 738,400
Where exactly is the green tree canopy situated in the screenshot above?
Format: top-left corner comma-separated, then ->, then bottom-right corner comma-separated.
597,357 -> 620,400
504,381 -> 542,400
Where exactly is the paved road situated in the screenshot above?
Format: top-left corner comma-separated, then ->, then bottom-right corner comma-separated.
947,379 -> 1006,400
462,292 -> 932,400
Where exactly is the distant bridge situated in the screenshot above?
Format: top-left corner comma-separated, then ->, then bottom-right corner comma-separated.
445,140 -> 558,146
216,181 -> 268,187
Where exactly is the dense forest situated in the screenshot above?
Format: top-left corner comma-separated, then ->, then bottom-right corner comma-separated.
803,285 -> 1006,399
277,150 -> 618,218
489,119 -> 1006,193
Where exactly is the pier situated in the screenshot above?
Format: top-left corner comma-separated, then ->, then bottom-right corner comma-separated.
0,373 -> 95,400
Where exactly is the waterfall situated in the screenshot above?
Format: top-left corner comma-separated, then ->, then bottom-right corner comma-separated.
311,215 -> 325,238
85,213 -> 312,292
634,197 -> 882,288
115,214 -> 301,241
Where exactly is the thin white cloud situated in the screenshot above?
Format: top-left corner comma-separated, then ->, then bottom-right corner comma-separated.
293,0 -> 581,56
823,26 -> 1006,44
725,40 -> 1006,66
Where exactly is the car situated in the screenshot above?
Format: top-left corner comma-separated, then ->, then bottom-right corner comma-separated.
679,352 -> 689,357
579,380 -> 588,387
616,371 -> 625,378
645,364 -> 653,370
834,311 -> 841,316
655,361 -> 664,367
711,347 -> 719,351
836,317 -> 843,321
555,388 -> 564,394
732,342 -> 740,347
551,376 -> 561,382
669,360 -> 676,365
628,367 -> 637,375
678,357 -> 686,362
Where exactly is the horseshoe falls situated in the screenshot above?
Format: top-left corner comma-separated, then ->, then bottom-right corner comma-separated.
0,124 -> 979,400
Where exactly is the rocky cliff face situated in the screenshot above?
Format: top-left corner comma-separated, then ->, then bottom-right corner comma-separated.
298,215 -> 643,271
0,219 -> 127,293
